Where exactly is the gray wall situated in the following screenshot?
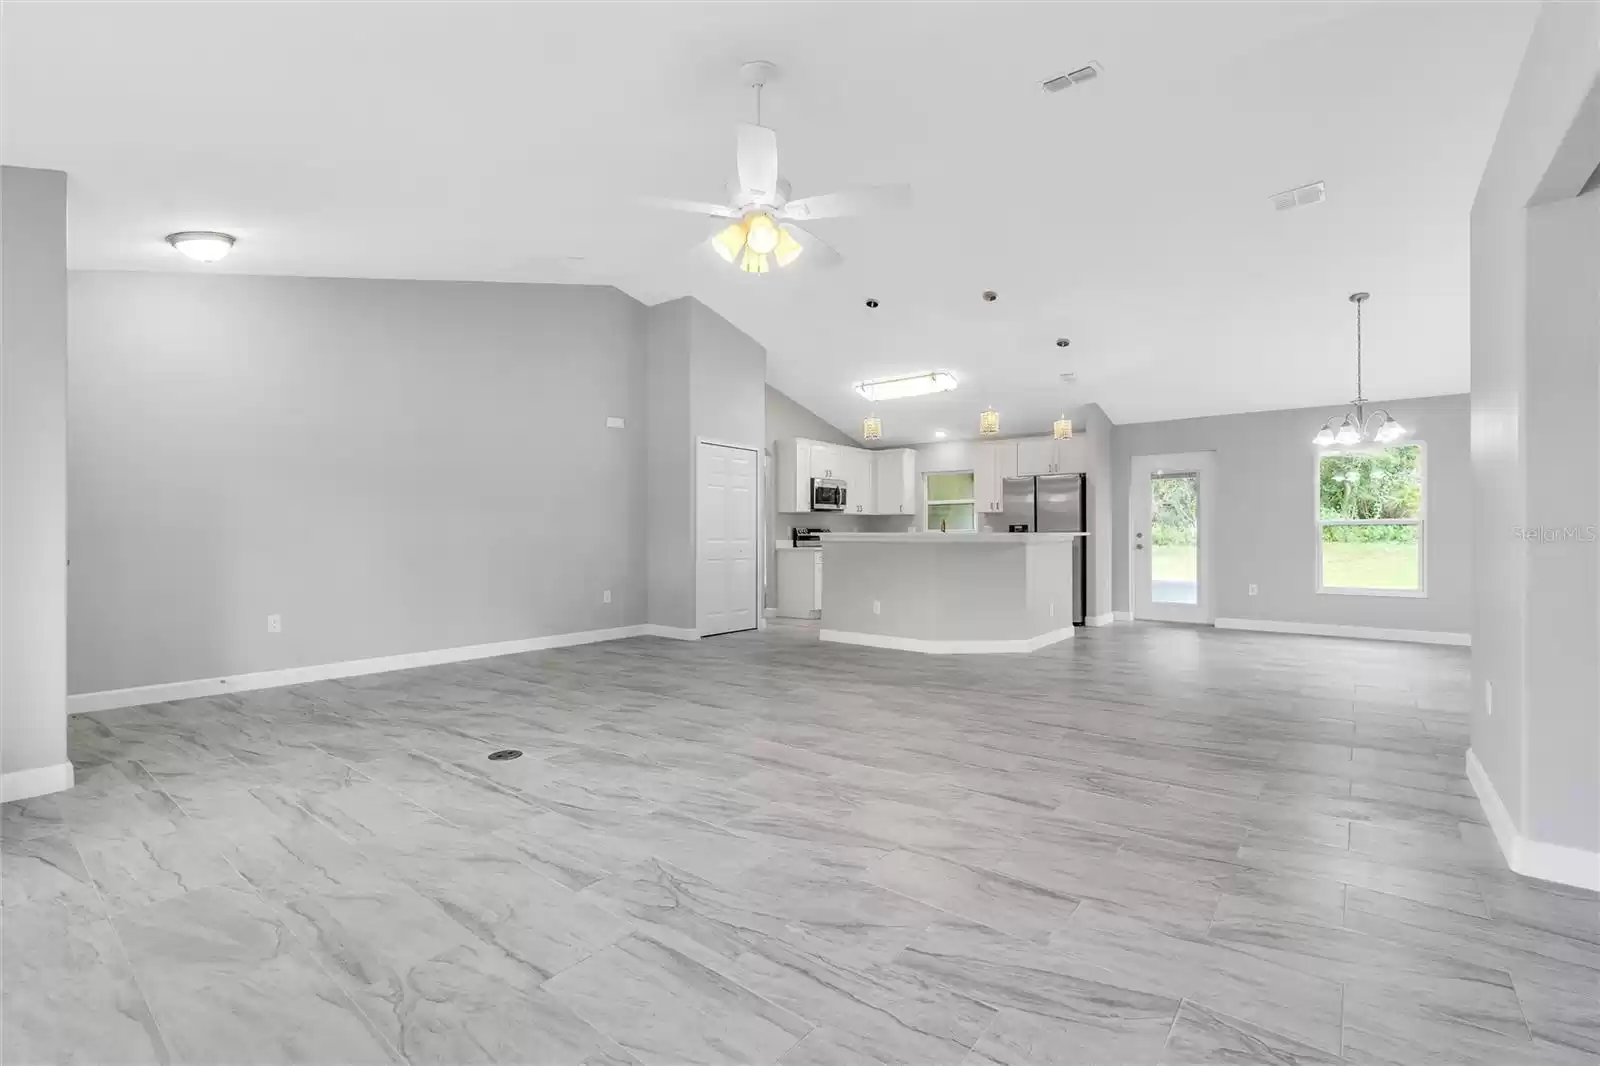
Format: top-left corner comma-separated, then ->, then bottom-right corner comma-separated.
2,166 -> 70,781
68,272 -> 649,693
645,300 -> 693,630
763,385 -> 906,609
643,297 -> 766,631
1470,0 -> 1600,859
1110,394 -> 1473,634
904,403 -> 1115,620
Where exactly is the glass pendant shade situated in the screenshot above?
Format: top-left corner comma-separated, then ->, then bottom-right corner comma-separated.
1373,417 -> 1406,443
712,222 -> 746,263
739,248 -> 769,274
1053,418 -> 1073,440
773,227 -> 803,267
745,213 -> 780,254
1334,418 -> 1362,446
979,409 -> 1000,436
1313,426 -> 1336,446
862,416 -> 882,441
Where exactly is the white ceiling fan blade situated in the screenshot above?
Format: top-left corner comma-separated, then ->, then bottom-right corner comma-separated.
778,183 -> 912,222
783,223 -> 842,268
737,123 -> 779,202
640,196 -> 740,218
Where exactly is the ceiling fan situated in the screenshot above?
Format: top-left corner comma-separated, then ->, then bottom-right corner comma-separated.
646,61 -> 912,274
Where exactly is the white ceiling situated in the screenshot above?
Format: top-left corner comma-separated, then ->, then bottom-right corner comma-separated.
3,1 -> 1534,444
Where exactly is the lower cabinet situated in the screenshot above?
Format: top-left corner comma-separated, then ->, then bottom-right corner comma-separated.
776,549 -> 824,618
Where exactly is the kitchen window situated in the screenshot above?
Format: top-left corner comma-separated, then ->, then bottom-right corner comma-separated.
926,472 -> 976,532
1316,442 -> 1425,595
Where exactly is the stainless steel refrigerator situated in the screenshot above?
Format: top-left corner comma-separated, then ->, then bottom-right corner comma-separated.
1002,473 -> 1087,625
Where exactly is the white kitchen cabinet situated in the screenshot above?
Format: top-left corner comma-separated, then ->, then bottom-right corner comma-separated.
775,548 -> 823,618
839,447 -> 874,513
1016,437 -> 1057,476
1015,434 -> 1088,476
873,449 -> 916,515
808,441 -> 842,480
973,440 -> 1017,513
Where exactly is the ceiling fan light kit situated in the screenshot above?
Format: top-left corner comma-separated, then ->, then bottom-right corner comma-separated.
646,62 -> 911,275
1313,292 -> 1407,448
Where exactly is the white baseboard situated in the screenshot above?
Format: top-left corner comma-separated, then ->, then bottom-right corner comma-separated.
1467,749 -> 1600,891
819,627 -> 1074,655
1113,611 -> 1134,622
69,624 -> 658,715
2,762 -> 75,802
1213,617 -> 1470,647
762,607 -> 778,619
639,624 -> 701,641
1085,613 -> 1116,627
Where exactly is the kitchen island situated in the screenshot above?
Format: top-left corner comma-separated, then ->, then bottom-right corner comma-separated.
819,532 -> 1087,654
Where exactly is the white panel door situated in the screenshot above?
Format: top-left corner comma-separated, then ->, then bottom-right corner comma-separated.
697,442 -> 759,636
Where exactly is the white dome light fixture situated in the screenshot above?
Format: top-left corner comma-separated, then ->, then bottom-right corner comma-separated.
1313,292 -> 1407,448
166,231 -> 236,262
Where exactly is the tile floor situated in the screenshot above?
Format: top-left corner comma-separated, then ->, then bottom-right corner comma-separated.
3,622 -> 1596,1065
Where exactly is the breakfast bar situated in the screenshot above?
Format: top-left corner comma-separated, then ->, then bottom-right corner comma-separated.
818,532 -> 1087,653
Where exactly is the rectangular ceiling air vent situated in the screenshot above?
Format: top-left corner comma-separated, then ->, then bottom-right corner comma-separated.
1272,181 -> 1326,211
1041,63 -> 1102,93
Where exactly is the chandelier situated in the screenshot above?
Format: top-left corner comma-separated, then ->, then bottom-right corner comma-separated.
1313,292 -> 1406,447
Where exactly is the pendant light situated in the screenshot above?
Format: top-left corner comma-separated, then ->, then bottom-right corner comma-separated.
1053,372 -> 1075,439
979,408 -> 1000,436
862,415 -> 882,441
1313,292 -> 1407,447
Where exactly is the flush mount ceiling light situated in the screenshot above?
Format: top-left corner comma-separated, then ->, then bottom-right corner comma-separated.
979,408 -> 1000,436
165,231 -> 235,262
1313,293 -> 1407,448
862,415 -> 882,441
853,371 -> 958,403
934,430 -> 947,439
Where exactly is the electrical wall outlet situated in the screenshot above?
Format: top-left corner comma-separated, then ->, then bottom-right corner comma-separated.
266,614 -> 282,633
1248,583 -> 1258,596
872,600 -> 882,615
1485,680 -> 1493,717
603,589 -> 612,604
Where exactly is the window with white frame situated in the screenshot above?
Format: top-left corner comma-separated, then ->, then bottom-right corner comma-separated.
1316,443 -> 1424,594
926,472 -> 976,531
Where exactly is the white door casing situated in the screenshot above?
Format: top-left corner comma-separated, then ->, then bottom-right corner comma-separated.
1129,451 -> 1216,624
697,442 -> 759,637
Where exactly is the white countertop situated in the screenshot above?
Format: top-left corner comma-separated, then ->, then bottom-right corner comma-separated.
820,532 -> 1088,544
776,544 -> 823,551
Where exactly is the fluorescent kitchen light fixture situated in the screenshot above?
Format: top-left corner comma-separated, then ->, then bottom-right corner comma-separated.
853,371 -> 958,403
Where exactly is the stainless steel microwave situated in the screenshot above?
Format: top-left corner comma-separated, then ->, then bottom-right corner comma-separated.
810,477 -> 846,511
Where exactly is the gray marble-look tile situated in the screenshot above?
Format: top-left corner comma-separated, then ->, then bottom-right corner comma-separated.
1233,842 -> 1490,917
1339,979 -> 1576,1066
1,795 -> 67,840
544,933 -> 814,1066
275,880 -> 624,1064
1046,903 -> 1344,1054
1,826 -> 102,913
77,823 -> 244,912
865,850 -> 1083,944
2,900 -> 170,1065
112,885 -> 398,1064
894,919 -> 1182,1057
1157,1000 -> 1344,1066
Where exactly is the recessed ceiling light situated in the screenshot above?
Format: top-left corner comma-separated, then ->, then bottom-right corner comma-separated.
934,430 -> 947,439
854,371 -> 958,402
166,231 -> 235,262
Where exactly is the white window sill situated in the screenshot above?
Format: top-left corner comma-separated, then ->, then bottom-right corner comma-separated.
1316,586 -> 1427,598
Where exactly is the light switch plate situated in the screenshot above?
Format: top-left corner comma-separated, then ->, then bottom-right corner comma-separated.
605,416 -> 625,429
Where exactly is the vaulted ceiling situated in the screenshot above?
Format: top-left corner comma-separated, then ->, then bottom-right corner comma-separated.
2,1 -> 1534,444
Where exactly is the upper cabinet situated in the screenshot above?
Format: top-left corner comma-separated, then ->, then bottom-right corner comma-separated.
1016,434 -> 1090,476
873,449 -> 916,516
973,440 -> 1018,513
777,438 -> 911,514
